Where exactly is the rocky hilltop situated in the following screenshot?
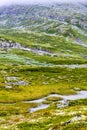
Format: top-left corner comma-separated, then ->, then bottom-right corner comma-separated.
0,3 -> 87,30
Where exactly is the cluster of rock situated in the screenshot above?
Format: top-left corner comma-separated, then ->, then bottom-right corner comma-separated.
71,19 -> 87,30
0,4 -> 87,30
63,115 -> 82,126
0,40 -> 21,49
5,76 -> 29,89
0,39 -> 56,57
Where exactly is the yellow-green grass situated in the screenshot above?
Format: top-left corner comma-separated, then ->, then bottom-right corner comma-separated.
0,29 -> 87,129
0,104 -> 86,130
0,65 -> 87,103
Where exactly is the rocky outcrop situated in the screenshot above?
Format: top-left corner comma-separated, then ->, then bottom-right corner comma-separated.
0,40 -> 21,48
0,40 -> 56,56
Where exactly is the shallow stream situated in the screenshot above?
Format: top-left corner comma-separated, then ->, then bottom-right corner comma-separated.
25,91 -> 87,113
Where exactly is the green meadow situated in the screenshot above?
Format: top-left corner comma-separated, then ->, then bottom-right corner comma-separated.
0,27 -> 87,130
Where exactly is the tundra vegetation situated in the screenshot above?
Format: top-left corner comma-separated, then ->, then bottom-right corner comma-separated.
0,3 -> 87,130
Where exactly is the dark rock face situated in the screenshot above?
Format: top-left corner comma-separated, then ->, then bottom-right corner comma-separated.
63,115 -> 81,126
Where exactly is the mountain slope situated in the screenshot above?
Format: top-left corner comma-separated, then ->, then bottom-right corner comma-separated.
0,3 -> 87,130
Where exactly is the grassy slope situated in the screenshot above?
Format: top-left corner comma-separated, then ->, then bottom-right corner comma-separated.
0,8 -> 87,128
0,29 -> 87,130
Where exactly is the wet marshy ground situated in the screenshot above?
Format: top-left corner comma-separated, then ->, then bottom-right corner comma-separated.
24,91 -> 87,113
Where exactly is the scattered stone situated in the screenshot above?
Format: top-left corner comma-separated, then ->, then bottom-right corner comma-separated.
6,76 -> 18,81
8,81 -> 28,86
63,120 -> 72,126
43,82 -> 49,85
5,76 -> 29,86
57,99 -> 69,108
73,87 -> 80,91
0,40 -> 57,56
17,81 -> 29,86
5,86 -> 12,89
63,115 -> 82,126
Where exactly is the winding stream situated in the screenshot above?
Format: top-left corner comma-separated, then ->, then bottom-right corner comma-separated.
30,104 -> 50,113
25,91 -> 87,113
